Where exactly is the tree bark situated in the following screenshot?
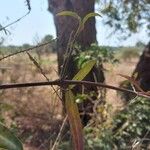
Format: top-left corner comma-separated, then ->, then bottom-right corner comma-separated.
133,42 -> 150,91
48,0 -> 105,125
120,42 -> 150,101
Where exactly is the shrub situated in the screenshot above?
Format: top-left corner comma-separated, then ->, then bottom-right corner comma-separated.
85,97 -> 150,149
59,97 -> 150,149
75,43 -> 118,69
119,48 -> 140,61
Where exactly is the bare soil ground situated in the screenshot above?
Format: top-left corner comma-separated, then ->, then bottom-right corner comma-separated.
0,53 -> 138,150
105,59 -> 138,109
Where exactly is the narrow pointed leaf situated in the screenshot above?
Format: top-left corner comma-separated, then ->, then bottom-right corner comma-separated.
65,90 -> 84,150
81,12 -> 101,28
70,60 -> 96,89
0,122 -> 23,150
56,11 -> 81,23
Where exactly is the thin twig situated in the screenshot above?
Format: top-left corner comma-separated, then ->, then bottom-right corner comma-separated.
0,11 -> 30,32
26,52 -> 62,100
25,0 -> 31,11
26,52 -> 49,80
51,115 -> 68,150
60,31 -> 74,78
0,79 -> 149,98
0,41 -> 54,61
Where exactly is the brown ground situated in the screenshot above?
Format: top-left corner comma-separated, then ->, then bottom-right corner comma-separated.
0,53 -> 138,150
105,59 -> 138,109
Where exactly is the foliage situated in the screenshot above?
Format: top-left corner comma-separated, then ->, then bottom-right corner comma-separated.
85,97 -> 150,149
65,90 -> 84,150
118,47 -> 140,60
0,45 -> 21,55
0,101 -> 23,149
41,34 -> 54,43
0,103 -> 13,123
64,60 -> 96,150
0,122 -> 23,150
22,43 -> 31,49
57,11 -> 101,150
40,34 -> 56,53
0,34 -> 56,56
0,6 -> 149,150
59,97 -> 150,149
99,0 -> 150,36
71,60 -> 96,88
75,43 -> 118,69
113,97 -> 150,149
136,41 -> 146,48
57,11 -> 101,35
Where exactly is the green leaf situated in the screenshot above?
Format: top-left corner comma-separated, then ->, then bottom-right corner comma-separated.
65,90 -> 84,150
0,122 -> 23,150
81,12 -> 101,28
56,11 -> 81,23
70,60 -> 96,89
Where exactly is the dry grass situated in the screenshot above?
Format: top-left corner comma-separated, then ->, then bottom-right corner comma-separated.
0,53 -> 62,149
0,53 -> 139,149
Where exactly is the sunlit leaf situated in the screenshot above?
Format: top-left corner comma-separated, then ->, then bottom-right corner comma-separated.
81,12 -> 101,29
70,60 -> 96,89
0,122 -> 23,150
65,90 -> 84,150
56,11 -> 81,23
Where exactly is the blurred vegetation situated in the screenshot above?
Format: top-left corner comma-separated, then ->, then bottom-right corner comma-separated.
0,34 -> 56,56
100,0 -> 150,37
75,43 -> 118,69
59,97 -> 150,149
116,47 -> 140,61
85,97 -> 150,149
0,34 -> 149,149
0,0 -> 149,149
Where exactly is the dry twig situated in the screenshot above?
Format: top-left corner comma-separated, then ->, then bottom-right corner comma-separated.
0,41 -> 54,61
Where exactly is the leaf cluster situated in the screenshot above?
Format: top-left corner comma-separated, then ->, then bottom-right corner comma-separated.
85,97 -> 150,149
75,44 -> 118,69
100,0 -> 150,36
59,97 -> 150,149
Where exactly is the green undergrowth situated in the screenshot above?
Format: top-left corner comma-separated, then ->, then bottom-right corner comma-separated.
75,43 -> 118,69
59,97 -> 150,149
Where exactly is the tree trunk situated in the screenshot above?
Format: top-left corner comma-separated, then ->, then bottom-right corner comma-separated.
133,42 -> 150,91
48,0 -> 105,125
120,42 -> 150,101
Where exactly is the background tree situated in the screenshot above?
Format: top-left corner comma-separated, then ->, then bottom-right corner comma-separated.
136,41 -> 145,48
100,0 -> 150,37
22,43 -> 31,49
41,34 -> 56,53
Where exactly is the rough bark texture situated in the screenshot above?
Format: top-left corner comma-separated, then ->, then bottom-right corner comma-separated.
48,0 -> 105,125
133,42 -> 150,91
120,42 -> 150,101
48,0 -> 96,74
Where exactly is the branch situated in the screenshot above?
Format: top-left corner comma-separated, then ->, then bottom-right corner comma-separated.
0,12 -> 30,33
0,41 -> 54,61
0,79 -> 149,98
